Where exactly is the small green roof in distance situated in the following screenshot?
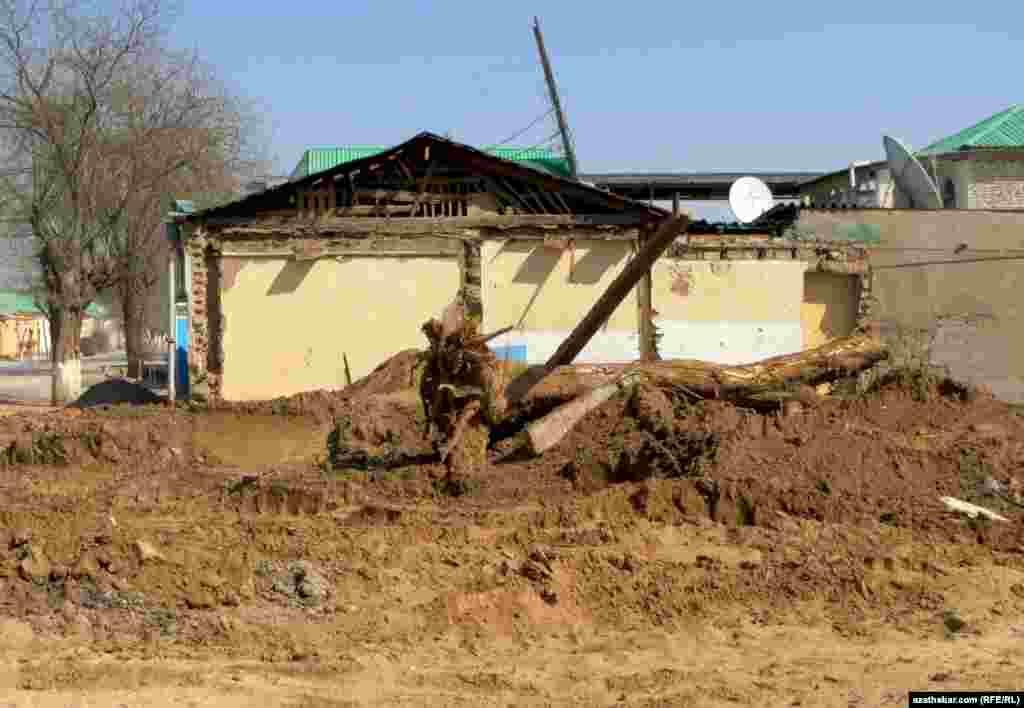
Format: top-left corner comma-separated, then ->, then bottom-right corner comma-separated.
290,144 -> 572,180
0,291 -> 105,318
919,105 -> 1024,156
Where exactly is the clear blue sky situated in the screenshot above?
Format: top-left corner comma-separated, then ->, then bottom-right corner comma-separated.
176,1 -> 1021,180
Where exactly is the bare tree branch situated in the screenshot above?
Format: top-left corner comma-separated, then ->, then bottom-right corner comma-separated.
0,0 -> 261,399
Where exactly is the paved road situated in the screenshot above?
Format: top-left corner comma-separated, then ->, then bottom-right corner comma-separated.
0,352 -> 167,404
0,371 -> 110,404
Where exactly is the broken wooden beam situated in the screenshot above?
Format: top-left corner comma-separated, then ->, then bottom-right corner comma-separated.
544,215 -> 689,371
524,371 -> 642,455
507,332 -> 886,413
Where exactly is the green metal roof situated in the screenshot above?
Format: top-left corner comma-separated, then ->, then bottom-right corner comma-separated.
290,144 -> 572,180
0,291 -> 105,318
918,105 -> 1024,156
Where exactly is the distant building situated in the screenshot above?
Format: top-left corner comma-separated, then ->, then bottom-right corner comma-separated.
0,292 -> 107,360
800,105 -> 1024,210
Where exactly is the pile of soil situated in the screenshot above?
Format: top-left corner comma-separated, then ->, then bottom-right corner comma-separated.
70,378 -> 163,409
529,376 -> 1024,542
219,349 -> 423,425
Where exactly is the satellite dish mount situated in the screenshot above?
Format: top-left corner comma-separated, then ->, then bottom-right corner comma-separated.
729,176 -> 774,224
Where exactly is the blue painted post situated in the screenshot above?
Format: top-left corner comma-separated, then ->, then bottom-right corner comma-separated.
167,199 -> 195,400
175,305 -> 190,398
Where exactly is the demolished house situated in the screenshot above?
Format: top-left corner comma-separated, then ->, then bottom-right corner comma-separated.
172,132 -> 874,403
173,132 -> 671,401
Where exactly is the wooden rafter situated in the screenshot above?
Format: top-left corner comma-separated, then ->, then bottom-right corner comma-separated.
551,190 -> 572,214
395,156 -> 415,183
521,183 -> 550,214
497,177 -> 536,215
479,177 -> 518,213
408,159 -> 438,217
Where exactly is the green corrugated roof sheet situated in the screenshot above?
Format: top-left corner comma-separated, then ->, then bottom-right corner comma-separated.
290,144 -> 572,180
0,291 -> 105,318
918,105 -> 1024,156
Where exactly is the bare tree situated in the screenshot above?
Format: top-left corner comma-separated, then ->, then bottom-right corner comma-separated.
0,0 -> 264,401
104,50 -> 265,380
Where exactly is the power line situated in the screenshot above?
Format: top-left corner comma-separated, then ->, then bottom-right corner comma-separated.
518,129 -> 563,155
486,108 -> 555,149
873,254 -> 1024,269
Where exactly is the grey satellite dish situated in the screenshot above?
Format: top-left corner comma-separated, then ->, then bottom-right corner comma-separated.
729,176 -> 774,223
883,135 -> 942,209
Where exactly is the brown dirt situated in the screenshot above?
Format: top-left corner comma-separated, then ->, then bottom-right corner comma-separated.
1,369 -> 1024,706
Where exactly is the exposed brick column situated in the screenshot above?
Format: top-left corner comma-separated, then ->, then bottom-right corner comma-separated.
461,241 -> 483,321
186,234 -> 209,380
184,231 -> 225,402
855,266 -> 879,335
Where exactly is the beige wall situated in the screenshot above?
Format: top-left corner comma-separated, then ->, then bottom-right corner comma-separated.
481,239 -> 639,363
801,271 -> 861,349
798,209 -> 1024,401
651,259 -> 844,363
217,254 -> 460,401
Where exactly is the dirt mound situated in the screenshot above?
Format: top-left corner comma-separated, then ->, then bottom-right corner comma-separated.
217,350 -> 424,426
343,349 -> 422,398
533,376 -> 1024,541
70,378 -> 163,409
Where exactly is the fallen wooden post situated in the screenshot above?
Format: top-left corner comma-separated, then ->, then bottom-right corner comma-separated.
544,214 -> 689,372
524,371 -> 642,455
941,496 -> 1009,522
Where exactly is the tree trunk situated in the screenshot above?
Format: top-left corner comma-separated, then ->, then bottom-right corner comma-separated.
49,306 -> 84,406
506,333 -> 888,415
122,286 -> 146,380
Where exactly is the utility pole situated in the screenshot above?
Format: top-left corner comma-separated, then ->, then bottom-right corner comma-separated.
533,16 -> 578,180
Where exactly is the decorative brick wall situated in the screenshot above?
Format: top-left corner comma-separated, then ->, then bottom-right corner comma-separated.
186,235 -> 208,373
961,159 -> 1024,209
972,179 -> 1024,209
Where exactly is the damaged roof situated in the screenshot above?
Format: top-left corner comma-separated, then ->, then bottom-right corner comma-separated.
192,131 -> 668,222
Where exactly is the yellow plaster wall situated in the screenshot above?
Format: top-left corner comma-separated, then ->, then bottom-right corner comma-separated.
481,239 -> 636,332
800,271 -> 861,349
479,238 -> 639,363
652,259 -> 806,323
218,254 -> 460,401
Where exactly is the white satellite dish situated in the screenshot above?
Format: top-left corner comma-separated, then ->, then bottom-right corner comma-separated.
883,135 -> 942,209
729,176 -> 774,223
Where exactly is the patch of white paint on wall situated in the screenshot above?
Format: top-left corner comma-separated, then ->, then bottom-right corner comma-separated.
655,320 -> 803,365
489,330 -> 641,365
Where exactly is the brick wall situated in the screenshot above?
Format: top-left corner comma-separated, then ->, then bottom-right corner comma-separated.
185,232 -> 216,400
961,158 -> 1024,209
